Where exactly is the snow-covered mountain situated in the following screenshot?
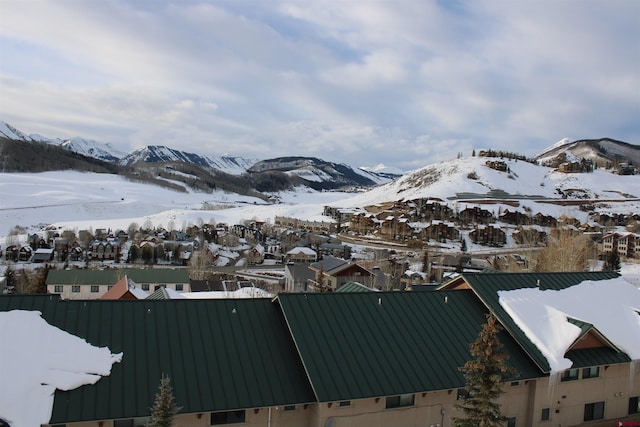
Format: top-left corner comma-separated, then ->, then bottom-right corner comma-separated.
0,122 -> 34,141
1,121 -> 399,186
247,156 -> 396,190
535,137 -> 640,167
119,145 -> 258,176
1,121 -> 126,162
60,137 -> 128,163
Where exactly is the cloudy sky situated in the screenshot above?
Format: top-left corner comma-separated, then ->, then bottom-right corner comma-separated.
1,0 -> 638,171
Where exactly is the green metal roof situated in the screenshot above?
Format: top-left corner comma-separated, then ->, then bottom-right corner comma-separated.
46,268 -> 189,285
565,347 -> 631,368
452,271 -> 620,373
276,291 -> 541,403
336,281 -> 378,292
0,295 -> 315,423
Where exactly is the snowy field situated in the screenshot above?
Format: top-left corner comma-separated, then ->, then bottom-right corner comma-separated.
0,170 -> 348,243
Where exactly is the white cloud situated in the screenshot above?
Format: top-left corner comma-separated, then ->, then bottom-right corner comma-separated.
0,0 -> 638,169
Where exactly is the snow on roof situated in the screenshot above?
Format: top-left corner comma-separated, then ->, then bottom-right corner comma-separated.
182,287 -> 273,299
0,310 -> 122,427
286,246 -> 317,255
498,277 -> 640,373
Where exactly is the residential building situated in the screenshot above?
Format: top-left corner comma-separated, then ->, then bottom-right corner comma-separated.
308,255 -> 375,291
285,246 -> 318,263
46,268 -> 190,299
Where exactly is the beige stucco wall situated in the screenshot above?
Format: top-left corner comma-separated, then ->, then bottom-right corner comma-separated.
47,283 -> 189,300
50,362 -> 640,427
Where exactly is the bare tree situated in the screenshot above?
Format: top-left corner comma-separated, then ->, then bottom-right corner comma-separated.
533,228 -> 593,272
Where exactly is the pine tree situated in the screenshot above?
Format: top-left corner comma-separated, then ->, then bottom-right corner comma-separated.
602,248 -> 621,272
453,314 -> 515,427
4,265 -> 16,291
148,374 -> 181,427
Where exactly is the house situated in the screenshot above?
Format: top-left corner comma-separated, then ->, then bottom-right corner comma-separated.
245,244 -> 265,265
284,263 -> 316,292
318,241 -> 351,259
4,245 -> 18,261
285,246 -> 317,263
308,255 -> 375,291
31,247 -> 54,263
512,225 -> 548,245
46,268 -> 190,299
500,209 -> 532,225
469,224 -> 506,246
2,271 -> 638,427
459,206 -> 493,224
423,219 -> 459,241
485,159 -> 508,171
400,269 -> 429,288
18,245 -> 32,261
348,211 -> 378,234
87,239 -> 122,261
602,232 -> 640,258
380,215 -> 412,240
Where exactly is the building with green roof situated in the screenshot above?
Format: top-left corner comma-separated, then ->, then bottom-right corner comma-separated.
1,270 -> 639,427
46,268 -> 190,299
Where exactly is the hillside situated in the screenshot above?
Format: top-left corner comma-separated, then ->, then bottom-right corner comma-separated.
0,137 -> 121,174
339,155 -> 640,220
535,137 -> 640,167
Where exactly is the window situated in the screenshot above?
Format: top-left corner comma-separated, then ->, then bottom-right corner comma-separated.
211,410 -> 246,425
510,381 -> 520,387
561,368 -> 579,381
584,401 -> 605,421
629,396 -> 640,414
71,285 -> 80,293
385,394 -> 414,409
175,284 -> 184,291
142,284 -> 149,291
456,388 -> 469,400
107,285 -> 113,291
541,408 -> 550,421
506,417 -> 516,427
54,285 -> 63,293
339,401 -> 351,407
582,366 -> 600,379
283,405 -> 296,411
90,285 -> 99,293
114,420 -> 133,427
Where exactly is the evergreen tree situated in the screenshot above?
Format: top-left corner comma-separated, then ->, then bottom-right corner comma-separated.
4,265 -> 16,291
453,314 -> 515,427
148,374 -> 181,427
461,238 -> 468,253
603,248 -> 621,272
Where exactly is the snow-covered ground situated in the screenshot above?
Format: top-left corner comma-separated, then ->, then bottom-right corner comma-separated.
0,171 -> 347,244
